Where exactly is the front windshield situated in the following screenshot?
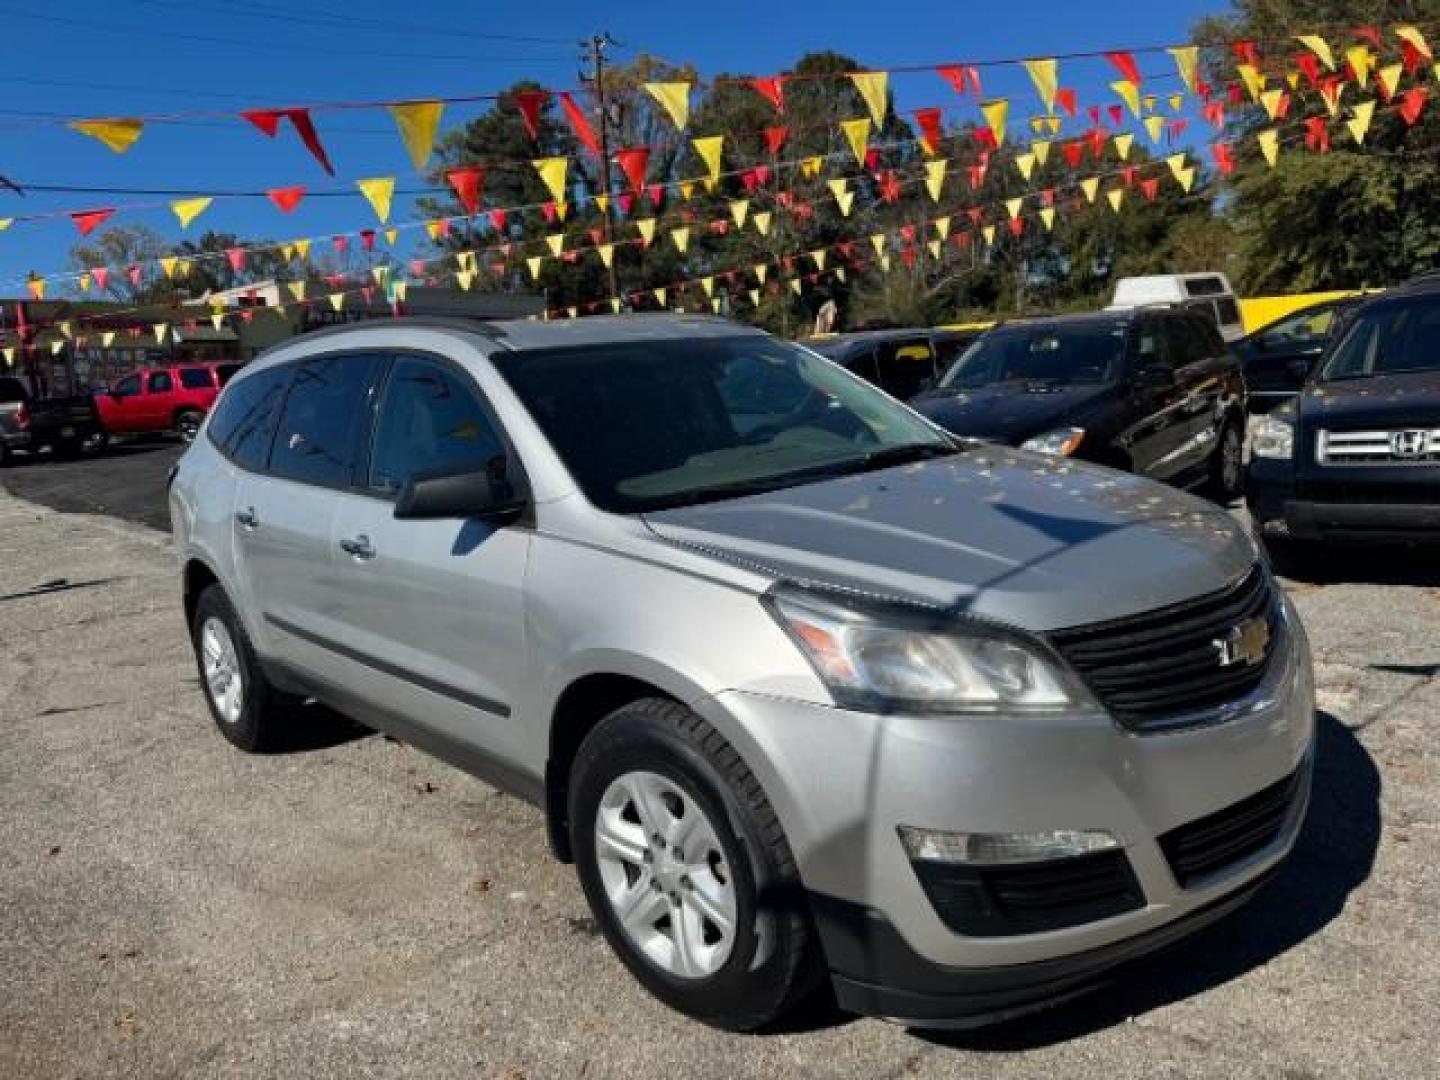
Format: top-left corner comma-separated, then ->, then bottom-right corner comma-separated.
493,335 -> 956,512
1318,298 -> 1440,381
939,325 -> 1125,389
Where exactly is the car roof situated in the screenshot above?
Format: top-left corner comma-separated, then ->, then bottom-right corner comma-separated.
985,310 -> 1136,333
804,328 -> 948,356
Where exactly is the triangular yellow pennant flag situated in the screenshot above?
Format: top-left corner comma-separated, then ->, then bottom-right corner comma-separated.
748,288 -> 760,307
546,233 -> 564,258
1257,128 -> 1280,167
927,240 -> 941,260
729,199 -> 749,228
456,270 -> 475,291
70,118 -> 144,153
670,226 -> 690,253
1168,93 -> 1185,112
593,194 -> 610,215
50,340 -> 64,357
880,253 -> 892,272
1022,58 -> 1059,113
981,224 -> 996,246
700,276 -> 715,298
1287,72 -> 1302,91
160,257 -> 178,280
1111,80 -> 1142,118
170,197 -> 211,229
1377,64 -> 1403,101
789,279 -> 802,297
78,273 -> 92,292
1260,88 -> 1285,121
1169,46 -> 1200,94
532,157 -> 568,204
1046,115 -> 1061,135
1081,176 -> 1100,203
1015,152 -> 1036,180
1113,133 -> 1134,160
371,265 -> 390,286
1142,94 -> 1158,113
1175,166 -> 1196,193
752,210 -> 772,236
1032,139 -> 1050,165
384,227 -> 398,246
1165,153 -> 1188,185
1107,188 -> 1125,213
870,233 -> 886,256
810,248 -> 827,271
597,243 -> 614,269
287,281 -> 306,302
1397,26 -> 1433,62
980,99 -> 1009,144
58,320 -> 73,340
653,287 -> 668,307
526,255 -> 544,282
1347,100 -> 1376,145
425,220 -> 444,242
1004,198 -> 1023,220
1236,63 -> 1266,102
1144,115 -> 1166,143
849,71 -> 889,125
27,278 -> 45,300
328,293 -> 345,312
636,218 -> 657,246
841,117 -> 871,165
388,100 -> 444,170
1030,116 -> 1046,136
645,82 -> 691,130
153,323 -> 169,344
679,179 -> 697,200
357,176 -> 396,223
1296,35 -> 1336,71
1345,46 -> 1373,89
692,135 -> 724,183
280,243 -> 296,262
295,238 -> 311,260
1320,78 -> 1346,116
925,160 -> 946,202
753,262 -> 769,284
101,331 -> 117,347
934,215 -> 951,238
828,179 -> 854,217
1039,206 -> 1056,231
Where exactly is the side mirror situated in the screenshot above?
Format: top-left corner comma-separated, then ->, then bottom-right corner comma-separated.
394,459 -> 526,521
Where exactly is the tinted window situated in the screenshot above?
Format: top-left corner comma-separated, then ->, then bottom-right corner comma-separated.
873,339 -> 937,399
114,375 -> 141,397
1215,298 -> 1241,326
0,377 -> 27,404
148,371 -> 174,394
1183,276 -> 1226,297
495,336 -> 953,513
216,364 -> 242,386
270,354 -> 383,489
941,324 -> 1125,388
1258,306 -> 1336,349
1320,298 -> 1440,381
208,366 -> 291,471
1165,315 -> 1209,368
178,368 -> 213,390
369,356 -> 506,495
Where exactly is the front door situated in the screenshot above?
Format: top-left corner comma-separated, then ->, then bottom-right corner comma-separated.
1122,315 -> 1189,480
326,353 -> 532,766
141,369 -> 175,431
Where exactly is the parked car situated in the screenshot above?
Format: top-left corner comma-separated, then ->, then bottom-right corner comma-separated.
805,327 -> 982,401
0,374 -> 106,467
1249,278 -> 1440,548
171,315 -> 1313,1031
94,362 -> 241,444
1108,273 -> 1246,342
1235,297 -> 1363,413
910,308 -> 1248,500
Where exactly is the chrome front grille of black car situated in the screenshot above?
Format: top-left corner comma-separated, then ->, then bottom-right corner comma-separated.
1047,567 -> 1278,730
1317,428 -> 1440,465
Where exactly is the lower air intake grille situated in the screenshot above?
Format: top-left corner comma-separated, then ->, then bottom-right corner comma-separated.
1159,768 -> 1307,887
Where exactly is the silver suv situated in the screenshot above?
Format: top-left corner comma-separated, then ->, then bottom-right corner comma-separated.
170,315 -> 1315,1031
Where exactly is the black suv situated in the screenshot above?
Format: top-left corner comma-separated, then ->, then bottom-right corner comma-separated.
910,308 -> 1247,499
805,328 -> 981,401
1249,280 -> 1440,545
1234,297 -> 1362,413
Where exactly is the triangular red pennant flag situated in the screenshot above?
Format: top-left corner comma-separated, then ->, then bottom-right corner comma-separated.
242,108 -> 334,175
1352,26 -> 1381,49
332,235 -> 349,254
266,185 -> 306,213
1008,217 -> 1024,237
558,91 -> 601,157
1041,187 -> 1055,207
225,248 -> 246,273
864,148 -> 881,171
1062,140 -> 1084,168
445,166 -> 485,215
1055,87 -> 1078,116
753,164 -> 771,186
360,229 -> 376,251
513,90 -> 549,141
1401,87 -> 1429,126
325,273 -> 345,288
92,266 -> 109,291
1087,126 -> 1108,157
1295,52 -> 1322,88
1304,116 -> 1331,153
751,77 -> 785,113
763,125 -> 789,155
1087,105 -> 1101,125
126,265 -> 141,286
541,201 -> 557,223
1122,165 -> 1139,188
618,192 -> 634,214
409,259 -> 426,276
1210,141 -> 1235,176
741,168 -> 760,194
1141,177 -> 1160,202
913,107 -> 943,154
879,170 -> 901,202
1401,40 -> 1426,75
1203,101 -> 1226,127
362,287 -> 373,305
241,108 -> 282,137
1232,40 -> 1260,67
1105,50 -> 1142,86
1107,104 -> 1125,127
588,227 -> 604,247
71,208 -> 114,236
613,146 -> 650,192
489,208 -> 508,232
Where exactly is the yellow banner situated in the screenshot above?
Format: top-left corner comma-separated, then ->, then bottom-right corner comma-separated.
692,135 -> 725,182
70,118 -> 143,153
1021,58 -> 1059,113
925,160 -> 946,203
357,176 -> 396,223
1169,46 -> 1200,94
532,157 -> 568,204
841,118 -> 871,165
645,82 -> 691,130
849,71 -> 889,125
980,99 -> 1009,144
1257,128 -> 1280,167
388,100 -> 444,170
170,197 -> 212,229
1111,80 -> 1141,118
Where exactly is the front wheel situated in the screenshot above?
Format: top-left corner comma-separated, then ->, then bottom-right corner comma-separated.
569,698 -> 821,1031
175,410 -> 205,445
189,584 -> 298,751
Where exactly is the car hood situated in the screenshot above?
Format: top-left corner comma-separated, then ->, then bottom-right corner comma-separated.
642,449 -> 1255,632
1302,371 -> 1440,428
910,382 -> 1114,443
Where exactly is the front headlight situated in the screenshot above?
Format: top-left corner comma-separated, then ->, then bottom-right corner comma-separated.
1253,414 -> 1294,460
1021,426 -> 1086,456
765,586 -> 1087,713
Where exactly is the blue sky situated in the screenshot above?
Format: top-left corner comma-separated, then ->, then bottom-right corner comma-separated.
0,0 -> 1225,292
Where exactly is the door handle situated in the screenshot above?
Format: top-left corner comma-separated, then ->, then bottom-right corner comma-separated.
235,506 -> 259,529
339,534 -> 376,560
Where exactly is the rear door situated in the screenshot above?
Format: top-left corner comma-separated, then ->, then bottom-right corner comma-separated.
1169,312 -> 1231,476
230,352 -> 385,686
1122,313 -> 1189,480
325,353 -> 532,766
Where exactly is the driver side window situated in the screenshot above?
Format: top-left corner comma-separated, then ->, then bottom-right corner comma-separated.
113,375 -> 141,397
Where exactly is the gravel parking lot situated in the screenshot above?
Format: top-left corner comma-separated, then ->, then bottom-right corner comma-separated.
2,454 -> 1437,1079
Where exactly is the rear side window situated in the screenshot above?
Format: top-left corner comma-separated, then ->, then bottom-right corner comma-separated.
178,368 -> 213,390
873,339 -> 937,399
114,375 -> 141,397
208,366 -> 291,471
368,356 -> 506,495
270,353 -> 384,489
148,371 -> 174,394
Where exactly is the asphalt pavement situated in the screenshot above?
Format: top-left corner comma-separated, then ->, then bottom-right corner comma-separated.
0,454 -> 1436,1079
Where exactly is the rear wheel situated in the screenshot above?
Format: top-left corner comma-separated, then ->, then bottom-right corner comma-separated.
569,698 -> 821,1031
1209,417 -> 1245,503
175,410 -> 204,445
190,584 -> 297,751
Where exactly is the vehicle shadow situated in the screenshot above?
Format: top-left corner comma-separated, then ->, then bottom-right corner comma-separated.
916,711 -> 1379,1051
272,699 -> 375,754
1267,540 -> 1440,587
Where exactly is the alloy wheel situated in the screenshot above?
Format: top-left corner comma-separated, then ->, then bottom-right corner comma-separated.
200,617 -> 244,725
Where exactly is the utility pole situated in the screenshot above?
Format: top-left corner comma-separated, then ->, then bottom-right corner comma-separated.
582,32 -> 621,307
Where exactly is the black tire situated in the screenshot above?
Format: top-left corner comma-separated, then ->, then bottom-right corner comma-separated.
84,431 -> 110,457
1262,536 -> 1317,581
569,698 -> 822,1031
51,438 -> 82,460
189,583 -> 297,752
175,410 -> 204,445
1208,416 -> 1245,503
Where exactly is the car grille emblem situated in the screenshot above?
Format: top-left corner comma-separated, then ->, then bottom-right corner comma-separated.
1213,616 -> 1270,669
1391,430 -> 1429,458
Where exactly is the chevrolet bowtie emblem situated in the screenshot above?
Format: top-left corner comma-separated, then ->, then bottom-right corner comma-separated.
1214,616 -> 1270,668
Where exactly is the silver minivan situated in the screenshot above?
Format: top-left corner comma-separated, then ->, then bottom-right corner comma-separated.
170,315 -> 1315,1030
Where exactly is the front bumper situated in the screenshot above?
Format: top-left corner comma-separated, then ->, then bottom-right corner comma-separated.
1,429 -> 31,451
1249,456 -> 1440,541
702,594 -> 1315,1024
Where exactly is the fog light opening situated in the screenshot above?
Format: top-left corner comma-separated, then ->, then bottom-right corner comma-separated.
897,826 -> 1121,866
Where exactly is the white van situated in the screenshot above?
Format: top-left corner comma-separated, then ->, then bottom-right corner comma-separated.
1107,273 -> 1245,343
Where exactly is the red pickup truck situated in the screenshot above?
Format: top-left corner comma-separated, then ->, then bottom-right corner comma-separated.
94,362 -> 241,444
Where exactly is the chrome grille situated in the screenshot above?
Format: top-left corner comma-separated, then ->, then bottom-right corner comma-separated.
1317,428 -> 1440,465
